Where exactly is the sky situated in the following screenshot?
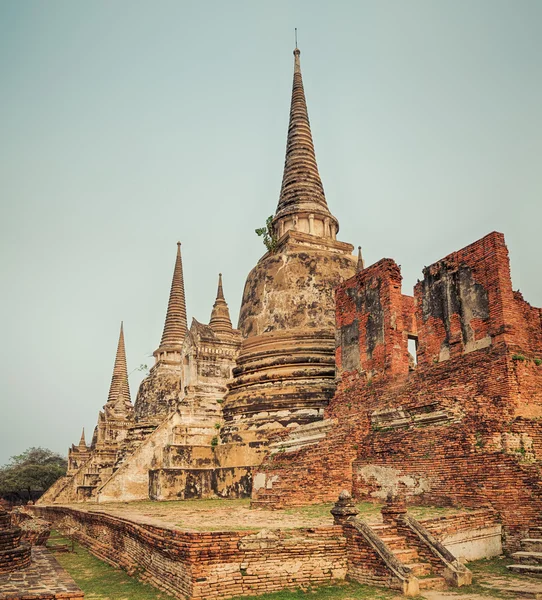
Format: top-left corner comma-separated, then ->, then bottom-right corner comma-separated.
1,0 -> 541,466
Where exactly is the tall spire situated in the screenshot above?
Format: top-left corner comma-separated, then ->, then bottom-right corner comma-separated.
273,46 -> 338,238
107,322 -> 131,406
156,242 -> 187,356
209,273 -> 233,337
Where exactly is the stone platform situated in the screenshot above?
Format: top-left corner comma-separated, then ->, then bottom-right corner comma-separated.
0,547 -> 83,599
28,502 -> 503,600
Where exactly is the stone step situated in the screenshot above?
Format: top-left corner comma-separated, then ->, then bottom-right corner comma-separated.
512,551 -> 542,565
507,564 -> 542,577
418,576 -> 448,591
522,539 -> 542,553
369,523 -> 395,532
379,535 -> 408,550
405,562 -> 432,577
392,548 -> 419,563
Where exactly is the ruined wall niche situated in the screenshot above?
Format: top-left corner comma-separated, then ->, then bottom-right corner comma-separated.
335,258 -> 413,379
414,231 -> 534,366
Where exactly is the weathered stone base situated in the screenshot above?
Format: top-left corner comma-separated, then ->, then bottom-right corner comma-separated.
0,547 -> 84,599
149,467 -> 253,500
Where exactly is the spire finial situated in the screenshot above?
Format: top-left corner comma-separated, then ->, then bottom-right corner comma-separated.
295,28 -> 298,49
107,321 -> 131,406
356,246 -> 365,273
217,273 -> 224,300
209,273 -> 233,336
156,242 -> 188,357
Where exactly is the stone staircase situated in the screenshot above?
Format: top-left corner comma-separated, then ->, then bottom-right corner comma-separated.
509,527 -> 542,576
113,422 -> 158,471
369,522 -> 448,591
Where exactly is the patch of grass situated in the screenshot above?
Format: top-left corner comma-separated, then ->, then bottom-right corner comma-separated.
49,531 -> 176,599
91,498 -> 251,511
230,581 -> 398,600
467,556 -> 514,578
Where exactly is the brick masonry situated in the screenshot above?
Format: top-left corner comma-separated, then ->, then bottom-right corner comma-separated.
251,232 -> 542,551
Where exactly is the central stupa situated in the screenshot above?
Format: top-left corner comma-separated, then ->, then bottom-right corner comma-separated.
222,47 -> 356,442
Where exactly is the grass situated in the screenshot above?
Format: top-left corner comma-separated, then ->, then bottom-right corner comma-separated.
49,530 -> 399,600
49,531 -> 177,600
283,502 -> 470,522
230,582 -> 399,600
88,497 -> 251,511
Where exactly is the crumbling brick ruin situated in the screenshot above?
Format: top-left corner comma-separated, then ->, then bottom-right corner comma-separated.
0,507 -> 31,574
39,45 -> 541,595
253,231 -> 542,550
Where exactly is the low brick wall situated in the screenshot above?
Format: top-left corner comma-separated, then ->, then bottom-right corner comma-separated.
422,509 -> 502,560
32,506 -> 347,600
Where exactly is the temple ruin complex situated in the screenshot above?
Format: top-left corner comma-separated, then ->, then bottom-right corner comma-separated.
35,46 -> 542,598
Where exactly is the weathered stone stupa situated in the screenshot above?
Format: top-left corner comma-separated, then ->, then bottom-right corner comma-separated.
39,322 -> 135,503
134,242 -> 187,425
41,46 -> 358,503
222,47 -> 356,442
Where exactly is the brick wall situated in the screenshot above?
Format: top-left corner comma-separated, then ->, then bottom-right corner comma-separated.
335,258 -> 411,377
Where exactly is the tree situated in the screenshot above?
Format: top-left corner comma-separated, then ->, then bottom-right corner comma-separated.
0,447 -> 67,501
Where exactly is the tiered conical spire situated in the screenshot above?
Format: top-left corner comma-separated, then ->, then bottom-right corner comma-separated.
107,322 -> 131,408
273,47 -> 337,231
209,273 -> 233,337
78,428 -> 87,449
157,242 -> 187,352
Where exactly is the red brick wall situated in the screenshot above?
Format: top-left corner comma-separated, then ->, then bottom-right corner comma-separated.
511,291 -> 542,354
335,258 -> 410,378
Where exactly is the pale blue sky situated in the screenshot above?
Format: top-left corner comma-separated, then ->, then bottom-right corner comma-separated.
1,0 -> 541,465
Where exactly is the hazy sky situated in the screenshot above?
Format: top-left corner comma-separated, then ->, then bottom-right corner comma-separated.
1,0 -> 541,466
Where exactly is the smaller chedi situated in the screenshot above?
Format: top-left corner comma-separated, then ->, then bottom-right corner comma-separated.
0,507 -> 31,574
40,240 -> 246,503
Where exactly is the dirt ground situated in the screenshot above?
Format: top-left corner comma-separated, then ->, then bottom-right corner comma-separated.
70,498 -> 471,532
